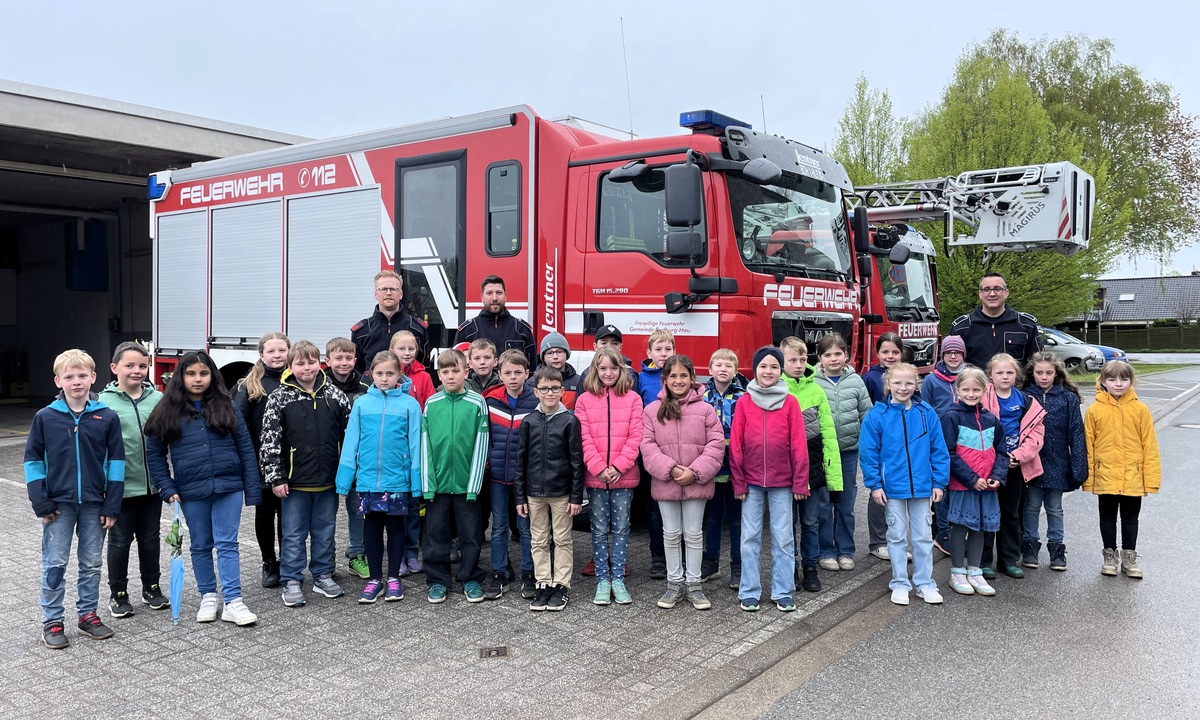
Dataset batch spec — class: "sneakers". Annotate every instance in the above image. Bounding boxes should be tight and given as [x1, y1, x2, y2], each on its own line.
[657, 582, 685, 609]
[197, 592, 222, 620]
[77, 611, 114, 640]
[546, 584, 568, 611]
[593, 579, 612, 606]
[582, 559, 596, 576]
[980, 566, 998, 581]
[949, 569, 974, 595]
[611, 578, 632, 605]
[890, 588, 910, 606]
[109, 591, 134, 618]
[221, 598, 257, 626]
[915, 586, 944, 605]
[484, 573, 509, 601]
[1001, 565, 1026, 579]
[43, 621, 69, 650]
[406, 556, 423, 575]
[427, 583, 448, 604]
[359, 579, 385, 604]
[775, 596, 796, 612]
[261, 560, 281, 588]
[686, 583, 712, 610]
[697, 566, 721, 583]
[1101, 548, 1120, 576]
[281, 581, 306, 607]
[348, 554, 370, 579]
[728, 568, 742, 590]
[967, 570, 996, 596]
[385, 577, 404, 601]
[801, 566, 822, 593]
[464, 581, 485, 602]
[1021, 541, 1041, 569]
[869, 546, 890, 560]
[1121, 549, 1144, 579]
[313, 576, 345, 598]
[739, 598, 760, 612]
[818, 557, 840, 571]
[142, 584, 168, 610]
[521, 575, 538, 599]
[530, 583, 552, 611]
[1048, 543, 1068, 571]
[649, 557, 667, 580]
[837, 556, 855, 571]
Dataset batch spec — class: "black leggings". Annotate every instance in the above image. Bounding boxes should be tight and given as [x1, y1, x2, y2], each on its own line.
[255, 491, 283, 563]
[365, 512, 406, 579]
[949, 524, 986, 569]
[1098, 495, 1142, 551]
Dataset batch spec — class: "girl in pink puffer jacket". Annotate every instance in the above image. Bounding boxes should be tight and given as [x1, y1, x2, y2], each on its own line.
[641, 355, 725, 611]
[576, 348, 644, 606]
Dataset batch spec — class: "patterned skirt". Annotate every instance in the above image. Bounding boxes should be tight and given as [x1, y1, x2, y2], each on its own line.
[357, 491, 410, 516]
[946, 489, 1000, 532]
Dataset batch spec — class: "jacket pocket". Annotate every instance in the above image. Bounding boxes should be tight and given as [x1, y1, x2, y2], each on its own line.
[1003, 331, 1028, 356]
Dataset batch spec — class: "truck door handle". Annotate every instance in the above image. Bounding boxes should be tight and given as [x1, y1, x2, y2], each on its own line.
[584, 311, 604, 335]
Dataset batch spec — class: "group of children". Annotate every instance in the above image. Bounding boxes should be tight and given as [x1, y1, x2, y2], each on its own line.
[26, 322, 1162, 648]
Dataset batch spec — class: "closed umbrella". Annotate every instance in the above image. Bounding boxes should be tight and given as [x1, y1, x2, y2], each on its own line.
[165, 502, 185, 625]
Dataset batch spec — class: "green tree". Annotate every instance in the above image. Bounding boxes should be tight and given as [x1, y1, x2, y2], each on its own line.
[831, 75, 906, 186]
[902, 55, 1103, 328]
[971, 31, 1200, 259]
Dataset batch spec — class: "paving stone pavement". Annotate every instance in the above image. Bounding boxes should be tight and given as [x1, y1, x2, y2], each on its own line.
[0, 432, 891, 720]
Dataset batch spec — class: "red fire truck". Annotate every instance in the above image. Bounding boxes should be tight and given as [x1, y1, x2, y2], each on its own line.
[148, 107, 872, 384]
[148, 105, 1093, 384]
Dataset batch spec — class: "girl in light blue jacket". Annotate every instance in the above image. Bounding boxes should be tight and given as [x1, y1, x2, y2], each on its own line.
[335, 351, 422, 604]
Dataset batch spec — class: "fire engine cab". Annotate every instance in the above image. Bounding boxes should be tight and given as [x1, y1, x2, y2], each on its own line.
[148, 107, 870, 383]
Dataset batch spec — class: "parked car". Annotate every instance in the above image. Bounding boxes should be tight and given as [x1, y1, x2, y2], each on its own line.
[1043, 326, 1127, 363]
[1038, 327, 1105, 371]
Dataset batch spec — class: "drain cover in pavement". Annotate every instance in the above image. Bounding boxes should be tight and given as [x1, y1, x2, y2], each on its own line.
[479, 646, 508, 659]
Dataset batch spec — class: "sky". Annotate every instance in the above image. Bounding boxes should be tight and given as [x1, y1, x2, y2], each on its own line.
[1, 0, 1195, 276]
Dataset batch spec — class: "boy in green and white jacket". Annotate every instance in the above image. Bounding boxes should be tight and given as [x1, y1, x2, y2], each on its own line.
[779, 337, 842, 594]
[98, 342, 165, 618]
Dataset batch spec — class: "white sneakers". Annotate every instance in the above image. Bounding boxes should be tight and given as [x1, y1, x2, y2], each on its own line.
[915, 586, 943, 605]
[221, 598, 258, 626]
[818, 558, 840, 571]
[196, 592, 220, 623]
[838, 556, 855, 571]
[870, 547, 891, 560]
[890, 588, 910, 605]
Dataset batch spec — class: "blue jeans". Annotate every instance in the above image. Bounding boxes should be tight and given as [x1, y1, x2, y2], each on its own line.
[40, 502, 105, 623]
[703, 480, 741, 572]
[885, 497, 936, 592]
[345, 489, 363, 556]
[739, 486, 796, 602]
[819, 450, 858, 558]
[1022, 485, 1065, 544]
[794, 489, 826, 568]
[490, 482, 532, 578]
[280, 488, 337, 584]
[933, 493, 951, 545]
[590, 487, 633, 580]
[180, 490, 245, 603]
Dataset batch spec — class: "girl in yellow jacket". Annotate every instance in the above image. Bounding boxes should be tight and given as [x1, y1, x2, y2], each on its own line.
[1084, 361, 1160, 579]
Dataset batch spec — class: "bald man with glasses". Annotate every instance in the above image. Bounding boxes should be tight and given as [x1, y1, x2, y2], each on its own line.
[948, 272, 1041, 369]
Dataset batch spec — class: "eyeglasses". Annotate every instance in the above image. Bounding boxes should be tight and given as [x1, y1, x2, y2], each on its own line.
[543, 349, 567, 356]
[943, 350, 964, 355]
[535, 386, 563, 394]
[375, 286, 402, 294]
[979, 287, 1008, 294]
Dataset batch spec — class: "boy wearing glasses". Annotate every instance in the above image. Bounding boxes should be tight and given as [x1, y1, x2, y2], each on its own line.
[351, 270, 428, 374]
[515, 367, 585, 612]
[948, 272, 1041, 369]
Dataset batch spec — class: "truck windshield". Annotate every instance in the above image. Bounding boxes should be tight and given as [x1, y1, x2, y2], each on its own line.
[879, 252, 936, 316]
[727, 173, 851, 279]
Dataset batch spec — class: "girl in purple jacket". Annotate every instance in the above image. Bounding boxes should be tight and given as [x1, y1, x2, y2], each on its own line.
[577, 348, 644, 606]
[641, 355, 724, 612]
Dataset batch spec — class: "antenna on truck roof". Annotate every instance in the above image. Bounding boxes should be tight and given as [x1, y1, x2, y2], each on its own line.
[620, 17, 635, 141]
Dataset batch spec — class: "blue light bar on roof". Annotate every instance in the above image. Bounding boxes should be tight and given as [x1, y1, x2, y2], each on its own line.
[680, 110, 751, 134]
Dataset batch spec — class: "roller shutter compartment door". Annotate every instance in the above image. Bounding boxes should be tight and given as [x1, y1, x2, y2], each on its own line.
[210, 201, 283, 341]
[156, 211, 207, 352]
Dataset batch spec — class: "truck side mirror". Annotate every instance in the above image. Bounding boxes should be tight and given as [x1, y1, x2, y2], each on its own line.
[665, 163, 703, 227]
[888, 243, 911, 264]
[857, 254, 873, 283]
[665, 231, 704, 261]
[852, 210, 870, 254]
[741, 158, 782, 185]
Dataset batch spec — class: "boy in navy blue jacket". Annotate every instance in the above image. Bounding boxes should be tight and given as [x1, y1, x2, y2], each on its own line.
[25, 349, 125, 649]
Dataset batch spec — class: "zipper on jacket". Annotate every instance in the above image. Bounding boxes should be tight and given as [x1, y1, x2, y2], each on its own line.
[901, 405, 914, 496]
[72, 409, 83, 504]
[761, 404, 768, 488]
[131, 394, 150, 494]
[605, 392, 612, 489]
[376, 393, 388, 492]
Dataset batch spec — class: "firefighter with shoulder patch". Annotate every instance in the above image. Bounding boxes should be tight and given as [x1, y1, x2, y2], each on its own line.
[454, 275, 536, 369]
[948, 272, 1041, 369]
[351, 270, 428, 374]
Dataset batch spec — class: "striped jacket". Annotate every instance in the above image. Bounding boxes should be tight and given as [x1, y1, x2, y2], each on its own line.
[420, 388, 489, 500]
